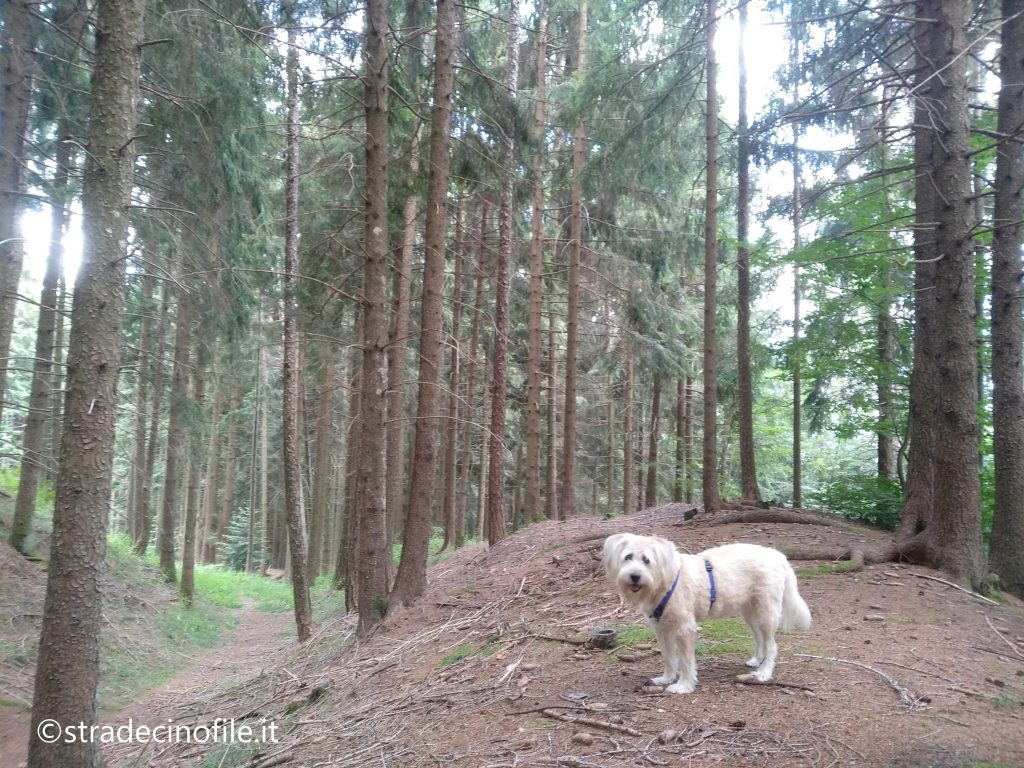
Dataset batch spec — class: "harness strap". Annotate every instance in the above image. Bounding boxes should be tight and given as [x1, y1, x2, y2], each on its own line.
[650, 569, 680, 621]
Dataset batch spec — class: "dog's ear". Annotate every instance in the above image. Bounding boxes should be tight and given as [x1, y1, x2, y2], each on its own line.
[653, 536, 679, 574]
[602, 534, 628, 577]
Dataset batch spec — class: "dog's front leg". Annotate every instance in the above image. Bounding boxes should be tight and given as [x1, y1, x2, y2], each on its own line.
[665, 630, 697, 694]
[650, 628, 679, 686]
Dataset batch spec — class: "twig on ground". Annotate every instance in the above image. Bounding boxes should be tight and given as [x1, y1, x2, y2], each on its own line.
[733, 678, 815, 692]
[985, 615, 1024, 659]
[912, 573, 999, 605]
[795, 653, 927, 710]
[539, 708, 644, 736]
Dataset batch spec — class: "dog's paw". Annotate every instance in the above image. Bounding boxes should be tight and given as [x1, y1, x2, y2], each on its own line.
[650, 675, 677, 686]
[736, 670, 773, 683]
[665, 680, 696, 694]
[744, 656, 760, 668]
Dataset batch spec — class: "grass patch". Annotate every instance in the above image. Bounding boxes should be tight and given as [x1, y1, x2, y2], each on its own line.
[697, 618, 753, 657]
[440, 643, 477, 667]
[193, 742, 265, 768]
[794, 561, 860, 579]
[192, 566, 293, 612]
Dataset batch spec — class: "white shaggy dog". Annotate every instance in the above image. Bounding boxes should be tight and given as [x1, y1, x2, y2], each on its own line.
[603, 533, 811, 694]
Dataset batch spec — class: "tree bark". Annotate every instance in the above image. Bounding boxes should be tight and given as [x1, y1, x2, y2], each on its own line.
[29, 0, 145, 763]
[701, 0, 721, 513]
[545, 302, 558, 520]
[623, 340, 635, 515]
[215, 381, 239, 562]
[282, 0, 315, 642]
[559, 0, 587, 520]
[181, 362, 207, 605]
[309, 352, 334, 578]
[441, 205, 464, 549]
[487, 4, 520, 545]
[903, 0, 983, 587]
[790, 27, 803, 510]
[136, 279, 168, 555]
[127, 271, 155, 546]
[355, 0, 391, 633]
[989, 0, 1024, 598]
[199, 377, 224, 564]
[391, 0, 456, 607]
[735, 0, 760, 502]
[644, 376, 661, 509]
[525, 3, 548, 527]
[674, 378, 685, 503]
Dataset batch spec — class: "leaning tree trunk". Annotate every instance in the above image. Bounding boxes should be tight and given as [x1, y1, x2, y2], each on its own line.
[355, 0, 391, 635]
[28, 0, 145, 765]
[282, 0, 314, 642]
[486, 1, 519, 545]
[391, 0, 456, 607]
[987, 0, 1024, 598]
[701, 0, 721, 513]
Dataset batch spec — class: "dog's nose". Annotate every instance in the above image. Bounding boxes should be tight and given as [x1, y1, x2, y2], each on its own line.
[629, 572, 641, 584]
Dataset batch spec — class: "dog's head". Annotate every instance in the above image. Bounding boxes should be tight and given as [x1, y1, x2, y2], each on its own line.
[603, 533, 678, 604]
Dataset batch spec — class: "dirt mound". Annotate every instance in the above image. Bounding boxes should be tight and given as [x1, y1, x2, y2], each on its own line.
[104, 507, 1024, 768]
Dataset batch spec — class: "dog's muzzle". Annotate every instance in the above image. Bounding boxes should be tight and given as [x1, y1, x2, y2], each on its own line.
[628, 572, 642, 592]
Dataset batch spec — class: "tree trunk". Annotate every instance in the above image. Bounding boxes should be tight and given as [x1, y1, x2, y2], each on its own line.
[487, 5, 520, 545]
[282, 0, 315, 642]
[674, 378, 685, 503]
[181, 362, 207, 605]
[735, 0, 760, 502]
[158, 290, 192, 583]
[644, 376, 661, 508]
[8, 140, 67, 553]
[457, 206, 488, 543]
[0, 0, 34, 429]
[607, 388, 615, 516]
[441, 205, 464, 549]
[199, 378, 224, 564]
[902, 0, 982, 586]
[127, 271, 155, 546]
[28, 0, 144, 763]
[136, 279, 168, 555]
[623, 340, 635, 515]
[701, 0, 721, 513]
[308, 353, 334, 578]
[685, 375, 694, 503]
[559, 0, 587, 520]
[989, 0, 1024, 598]
[546, 308, 558, 520]
[355, 0, 391, 634]
[215, 381, 239, 562]
[391, 0, 456, 607]
[790, 27, 803, 510]
[334, 305, 361, 596]
[525, 3, 548, 527]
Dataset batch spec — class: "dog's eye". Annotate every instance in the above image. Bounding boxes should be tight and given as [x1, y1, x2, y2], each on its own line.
[641, 555, 650, 565]
[624, 553, 633, 561]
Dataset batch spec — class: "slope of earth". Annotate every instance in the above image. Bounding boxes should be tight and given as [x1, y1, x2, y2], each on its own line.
[105, 505, 1024, 768]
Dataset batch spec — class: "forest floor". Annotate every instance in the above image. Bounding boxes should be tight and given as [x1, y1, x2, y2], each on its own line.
[3, 505, 1024, 767]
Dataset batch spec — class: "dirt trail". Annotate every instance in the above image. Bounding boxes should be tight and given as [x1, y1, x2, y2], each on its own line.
[102, 600, 297, 767]
[0, 600, 296, 768]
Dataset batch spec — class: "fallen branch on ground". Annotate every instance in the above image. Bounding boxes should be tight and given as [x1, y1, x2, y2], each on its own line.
[539, 708, 644, 736]
[795, 653, 927, 710]
[912, 573, 999, 606]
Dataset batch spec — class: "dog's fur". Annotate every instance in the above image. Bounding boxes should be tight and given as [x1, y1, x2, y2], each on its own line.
[603, 533, 811, 694]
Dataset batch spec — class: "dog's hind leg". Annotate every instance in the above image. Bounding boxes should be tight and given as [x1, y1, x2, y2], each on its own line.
[665, 631, 697, 693]
[747, 614, 779, 682]
[743, 614, 765, 669]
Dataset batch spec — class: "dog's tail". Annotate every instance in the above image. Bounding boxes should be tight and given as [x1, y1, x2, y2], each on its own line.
[780, 566, 812, 632]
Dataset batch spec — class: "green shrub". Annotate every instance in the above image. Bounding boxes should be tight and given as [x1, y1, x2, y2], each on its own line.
[809, 474, 903, 530]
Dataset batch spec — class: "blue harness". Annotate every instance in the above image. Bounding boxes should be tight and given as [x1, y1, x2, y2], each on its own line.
[650, 560, 717, 621]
